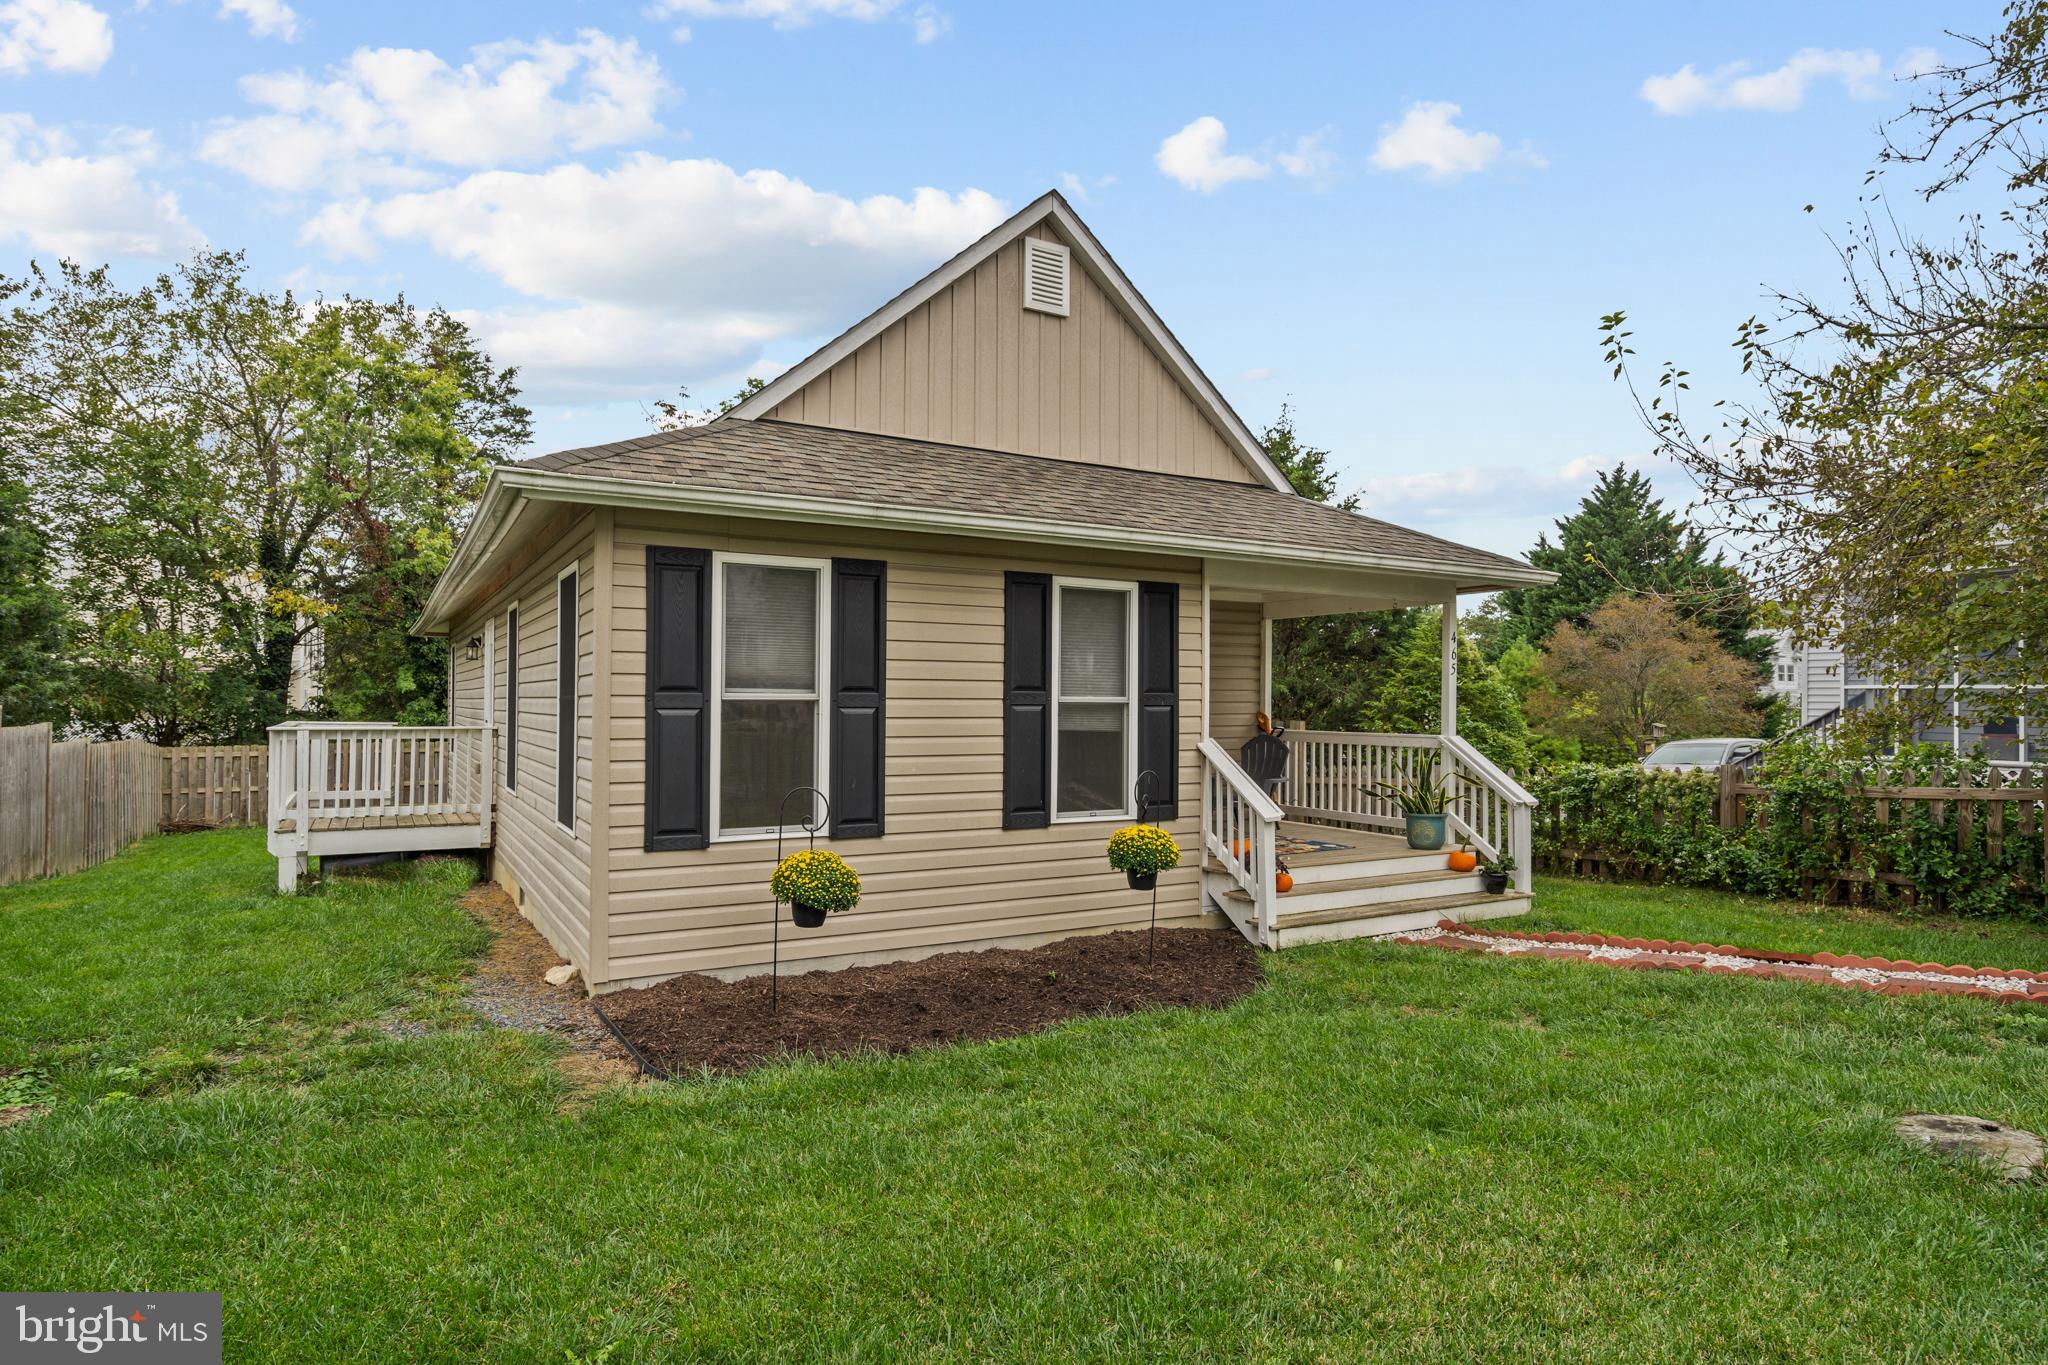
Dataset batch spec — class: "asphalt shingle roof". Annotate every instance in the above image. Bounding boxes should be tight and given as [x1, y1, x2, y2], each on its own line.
[518, 419, 1541, 585]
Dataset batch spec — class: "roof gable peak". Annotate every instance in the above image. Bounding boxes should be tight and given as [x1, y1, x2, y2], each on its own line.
[728, 189, 1292, 494]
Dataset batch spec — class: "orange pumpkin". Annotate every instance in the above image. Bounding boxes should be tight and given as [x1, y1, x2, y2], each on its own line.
[1275, 870, 1295, 894]
[1447, 849, 1478, 873]
[1232, 838, 1252, 860]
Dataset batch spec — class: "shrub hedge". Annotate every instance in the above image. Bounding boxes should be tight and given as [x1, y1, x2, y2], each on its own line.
[1527, 741, 2046, 919]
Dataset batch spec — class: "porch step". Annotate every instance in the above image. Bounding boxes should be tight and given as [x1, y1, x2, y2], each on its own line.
[1203, 864, 1531, 950]
[1272, 889, 1528, 931]
[1208, 865, 1481, 914]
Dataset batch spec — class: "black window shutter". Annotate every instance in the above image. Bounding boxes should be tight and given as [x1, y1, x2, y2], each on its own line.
[645, 547, 710, 851]
[1136, 581, 1180, 821]
[1002, 572, 1052, 829]
[830, 558, 886, 839]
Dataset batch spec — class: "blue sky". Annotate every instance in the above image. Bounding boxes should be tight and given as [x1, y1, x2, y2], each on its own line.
[0, 0, 1993, 560]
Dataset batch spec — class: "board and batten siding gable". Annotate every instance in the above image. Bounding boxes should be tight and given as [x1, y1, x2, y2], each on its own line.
[762, 224, 1260, 485]
[449, 514, 600, 975]
[602, 508, 1210, 986]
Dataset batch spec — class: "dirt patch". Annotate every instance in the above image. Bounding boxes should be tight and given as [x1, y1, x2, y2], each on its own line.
[0, 1105, 46, 1128]
[455, 881, 637, 1087]
[596, 927, 1263, 1079]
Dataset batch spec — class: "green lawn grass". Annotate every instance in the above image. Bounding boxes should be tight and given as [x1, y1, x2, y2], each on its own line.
[6, 832, 2048, 1361]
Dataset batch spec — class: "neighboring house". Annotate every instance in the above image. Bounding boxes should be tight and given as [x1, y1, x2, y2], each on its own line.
[1768, 630, 2042, 764]
[264, 190, 1554, 992]
[287, 624, 324, 712]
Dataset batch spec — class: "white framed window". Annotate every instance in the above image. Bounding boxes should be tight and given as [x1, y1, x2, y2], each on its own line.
[1051, 577, 1137, 822]
[710, 552, 831, 840]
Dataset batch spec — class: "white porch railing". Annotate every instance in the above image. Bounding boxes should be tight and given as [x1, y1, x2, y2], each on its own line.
[1278, 729, 1534, 893]
[1441, 734, 1535, 893]
[267, 722, 494, 842]
[1199, 738, 1284, 947]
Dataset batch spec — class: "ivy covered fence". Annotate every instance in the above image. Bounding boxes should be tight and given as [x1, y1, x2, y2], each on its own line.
[1526, 741, 2048, 919]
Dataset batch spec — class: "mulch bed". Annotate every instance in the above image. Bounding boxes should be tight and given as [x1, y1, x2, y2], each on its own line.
[594, 927, 1263, 1078]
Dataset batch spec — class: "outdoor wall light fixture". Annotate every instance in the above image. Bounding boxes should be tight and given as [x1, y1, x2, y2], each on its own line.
[464, 636, 483, 662]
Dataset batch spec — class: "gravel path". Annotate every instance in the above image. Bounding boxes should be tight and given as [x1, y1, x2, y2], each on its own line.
[1397, 922, 2048, 1005]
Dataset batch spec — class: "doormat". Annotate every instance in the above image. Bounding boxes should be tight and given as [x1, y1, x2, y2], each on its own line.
[1277, 836, 1351, 857]
[1395, 921, 2048, 1006]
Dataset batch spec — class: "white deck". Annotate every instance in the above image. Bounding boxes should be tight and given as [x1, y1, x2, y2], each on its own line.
[267, 723, 494, 891]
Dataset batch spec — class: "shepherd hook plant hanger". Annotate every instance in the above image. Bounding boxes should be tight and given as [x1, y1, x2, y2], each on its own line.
[770, 786, 830, 1014]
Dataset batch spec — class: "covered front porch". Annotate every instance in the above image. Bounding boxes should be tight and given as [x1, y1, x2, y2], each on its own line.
[1195, 557, 1536, 949]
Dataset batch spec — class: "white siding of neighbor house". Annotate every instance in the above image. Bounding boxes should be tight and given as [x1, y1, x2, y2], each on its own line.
[448, 514, 600, 974]
[600, 507, 1213, 988]
[763, 223, 1261, 485]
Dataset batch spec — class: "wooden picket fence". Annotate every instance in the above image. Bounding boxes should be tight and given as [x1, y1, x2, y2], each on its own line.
[1524, 760, 2048, 911]
[0, 724, 161, 888]
[160, 745, 266, 829]
[1717, 763, 2048, 907]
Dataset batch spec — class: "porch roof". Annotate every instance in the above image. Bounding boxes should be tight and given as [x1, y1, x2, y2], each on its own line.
[420, 419, 1549, 632]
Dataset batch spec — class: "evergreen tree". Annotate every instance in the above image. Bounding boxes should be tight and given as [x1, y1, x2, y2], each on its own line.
[0, 473, 71, 727]
[1494, 467, 1767, 671]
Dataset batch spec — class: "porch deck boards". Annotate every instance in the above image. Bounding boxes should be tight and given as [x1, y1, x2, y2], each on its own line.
[273, 812, 482, 836]
[1275, 819, 1414, 867]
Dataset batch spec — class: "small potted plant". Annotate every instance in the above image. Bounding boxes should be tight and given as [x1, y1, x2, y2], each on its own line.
[1480, 854, 1514, 895]
[770, 848, 861, 927]
[1372, 752, 1455, 851]
[1107, 824, 1181, 891]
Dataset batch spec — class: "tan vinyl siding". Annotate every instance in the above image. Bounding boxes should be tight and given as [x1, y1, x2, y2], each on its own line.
[449, 624, 486, 727]
[452, 515, 599, 973]
[602, 509, 1212, 986]
[764, 225, 1259, 485]
[1209, 601, 1264, 758]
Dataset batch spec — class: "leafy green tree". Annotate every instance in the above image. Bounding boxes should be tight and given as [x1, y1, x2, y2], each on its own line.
[1369, 610, 1533, 771]
[1492, 467, 1766, 671]
[1262, 401, 1357, 509]
[0, 473, 72, 727]
[1530, 595, 1764, 761]
[1602, 3, 2048, 739]
[0, 253, 530, 741]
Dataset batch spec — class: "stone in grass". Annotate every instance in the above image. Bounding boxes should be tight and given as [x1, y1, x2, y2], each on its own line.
[543, 964, 580, 988]
[1895, 1113, 2045, 1183]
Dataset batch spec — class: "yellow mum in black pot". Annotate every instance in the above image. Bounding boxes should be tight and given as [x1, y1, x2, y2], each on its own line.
[771, 849, 861, 928]
[1106, 825, 1181, 892]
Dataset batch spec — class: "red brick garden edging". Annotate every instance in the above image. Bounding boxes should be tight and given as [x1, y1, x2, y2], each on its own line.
[1394, 921, 2048, 1005]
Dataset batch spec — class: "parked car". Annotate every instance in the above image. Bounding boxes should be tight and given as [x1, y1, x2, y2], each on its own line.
[1640, 738, 1763, 773]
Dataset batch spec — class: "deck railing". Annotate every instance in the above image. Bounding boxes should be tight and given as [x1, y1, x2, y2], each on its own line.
[1277, 729, 1534, 893]
[267, 723, 494, 839]
[1199, 738, 1284, 946]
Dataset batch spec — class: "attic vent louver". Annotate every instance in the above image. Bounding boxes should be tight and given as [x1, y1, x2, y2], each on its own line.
[1022, 236, 1071, 317]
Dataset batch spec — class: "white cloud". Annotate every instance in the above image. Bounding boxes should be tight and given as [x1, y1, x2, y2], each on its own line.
[0, 116, 202, 258]
[0, 0, 112, 75]
[1368, 102, 1508, 180]
[218, 0, 298, 41]
[1275, 129, 1337, 182]
[647, 0, 949, 41]
[1156, 116, 1269, 192]
[1640, 48, 1886, 115]
[1240, 367, 1274, 382]
[198, 30, 669, 192]
[1360, 453, 1677, 519]
[317, 157, 1004, 400]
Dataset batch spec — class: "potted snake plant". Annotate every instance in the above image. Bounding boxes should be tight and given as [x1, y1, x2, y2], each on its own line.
[1480, 854, 1514, 895]
[1371, 751, 1456, 851]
